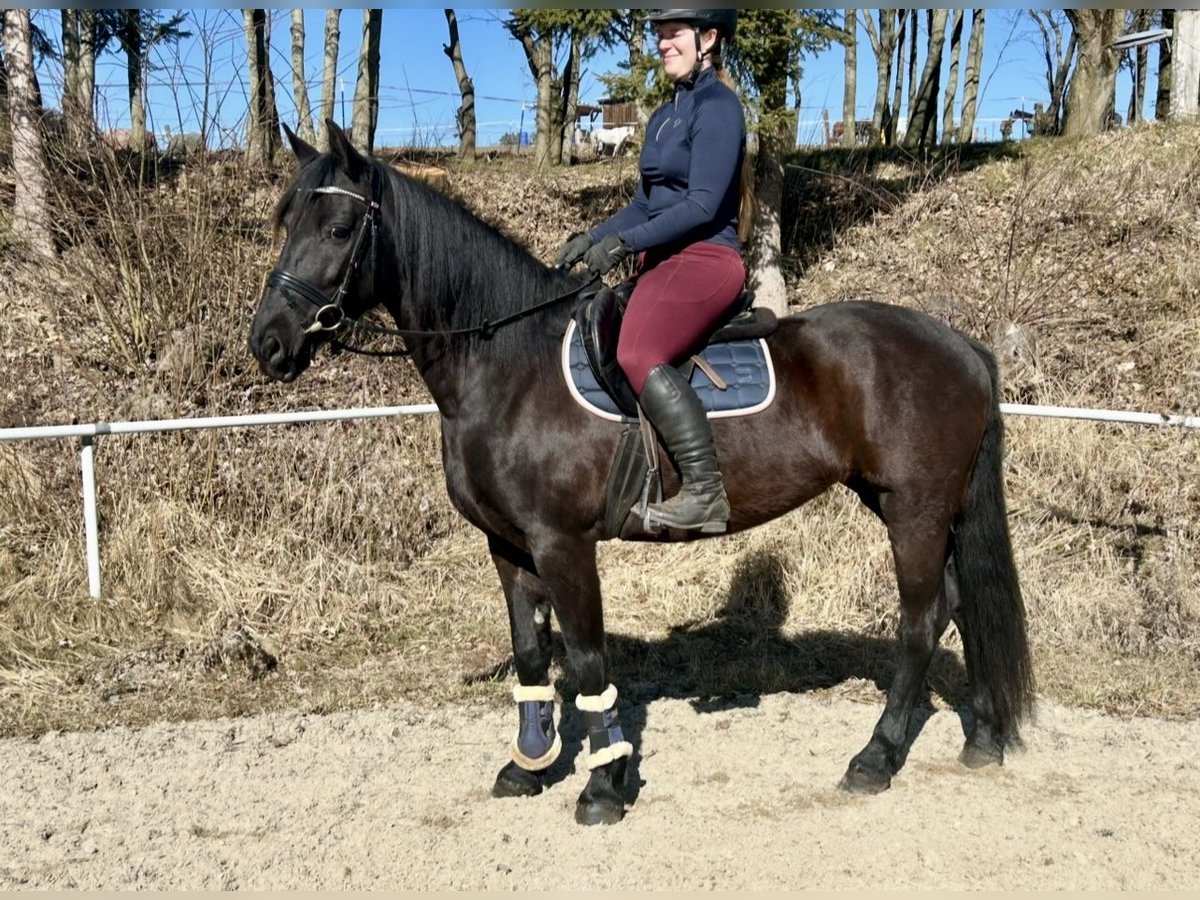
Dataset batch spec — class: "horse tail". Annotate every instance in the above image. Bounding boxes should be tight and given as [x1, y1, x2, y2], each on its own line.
[954, 340, 1035, 743]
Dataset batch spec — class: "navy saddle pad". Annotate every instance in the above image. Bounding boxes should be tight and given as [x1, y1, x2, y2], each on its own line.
[561, 320, 777, 423]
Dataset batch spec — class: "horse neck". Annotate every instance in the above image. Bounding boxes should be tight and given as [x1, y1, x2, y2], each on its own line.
[378, 170, 582, 409]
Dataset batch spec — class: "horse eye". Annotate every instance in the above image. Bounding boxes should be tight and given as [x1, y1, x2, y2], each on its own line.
[330, 224, 352, 241]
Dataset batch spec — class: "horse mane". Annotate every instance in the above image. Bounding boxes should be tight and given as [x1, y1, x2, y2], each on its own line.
[379, 159, 588, 367]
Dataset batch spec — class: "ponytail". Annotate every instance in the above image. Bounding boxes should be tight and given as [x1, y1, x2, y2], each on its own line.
[713, 55, 756, 245]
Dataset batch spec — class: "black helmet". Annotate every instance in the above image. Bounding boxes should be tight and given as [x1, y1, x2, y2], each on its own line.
[646, 9, 736, 40]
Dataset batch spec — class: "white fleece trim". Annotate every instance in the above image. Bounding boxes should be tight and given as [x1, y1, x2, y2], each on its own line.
[575, 684, 619, 713]
[512, 684, 556, 703]
[586, 740, 633, 770]
[510, 731, 563, 772]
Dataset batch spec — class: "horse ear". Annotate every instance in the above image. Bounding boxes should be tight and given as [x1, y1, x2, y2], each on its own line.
[326, 118, 367, 181]
[282, 122, 319, 166]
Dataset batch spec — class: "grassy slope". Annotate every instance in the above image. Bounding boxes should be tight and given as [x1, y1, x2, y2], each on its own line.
[0, 125, 1197, 736]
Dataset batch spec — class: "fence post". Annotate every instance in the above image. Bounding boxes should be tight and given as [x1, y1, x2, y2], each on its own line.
[80, 436, 101, 599]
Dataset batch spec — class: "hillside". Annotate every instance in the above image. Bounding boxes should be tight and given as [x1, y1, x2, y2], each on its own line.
[0, 123, 1197, 736]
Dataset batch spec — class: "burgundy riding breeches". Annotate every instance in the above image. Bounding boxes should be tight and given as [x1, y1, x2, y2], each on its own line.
[616, 241, 747, 394]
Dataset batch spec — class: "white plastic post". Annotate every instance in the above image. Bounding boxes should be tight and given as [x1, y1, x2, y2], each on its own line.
[80, 437, 101, 599]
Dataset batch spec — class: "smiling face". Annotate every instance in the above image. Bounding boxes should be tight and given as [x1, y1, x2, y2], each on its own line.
[654, 20, 719, 82]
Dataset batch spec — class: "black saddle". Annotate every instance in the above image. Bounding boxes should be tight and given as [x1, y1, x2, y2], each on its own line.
[575, 281, 778, 419]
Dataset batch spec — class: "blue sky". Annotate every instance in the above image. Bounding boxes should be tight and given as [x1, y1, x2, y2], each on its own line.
[30, 8, 1159, 148]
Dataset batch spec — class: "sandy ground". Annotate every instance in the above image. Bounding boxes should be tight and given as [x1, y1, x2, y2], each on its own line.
[1, 690, 1198, 890]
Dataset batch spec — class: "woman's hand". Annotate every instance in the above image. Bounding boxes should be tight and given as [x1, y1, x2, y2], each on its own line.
[554, 232, 594, 269]
[583, 233, 632, 276]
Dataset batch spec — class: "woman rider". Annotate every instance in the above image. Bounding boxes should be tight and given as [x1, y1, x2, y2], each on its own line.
[556, 9, 749, 535]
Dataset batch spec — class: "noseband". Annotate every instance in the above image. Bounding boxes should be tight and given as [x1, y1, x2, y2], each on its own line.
[265, 167, 382, 336]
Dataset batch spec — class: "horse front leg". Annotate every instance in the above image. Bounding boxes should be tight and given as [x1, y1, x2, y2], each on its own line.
[488, 535, 559, 800]
[533, 533, 631, 826]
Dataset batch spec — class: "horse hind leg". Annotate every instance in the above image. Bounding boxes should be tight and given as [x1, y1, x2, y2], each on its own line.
[840, 514, 954, 794]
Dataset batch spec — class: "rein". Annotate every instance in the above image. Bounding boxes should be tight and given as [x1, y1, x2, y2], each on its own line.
[266, 167, 597, 357]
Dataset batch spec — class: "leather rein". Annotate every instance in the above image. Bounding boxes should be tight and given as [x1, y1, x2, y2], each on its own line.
[265, 169, 594, 357]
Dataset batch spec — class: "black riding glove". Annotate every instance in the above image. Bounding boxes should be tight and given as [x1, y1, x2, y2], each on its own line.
[555, 232, 594, 269]
[583, 233, 632, 276]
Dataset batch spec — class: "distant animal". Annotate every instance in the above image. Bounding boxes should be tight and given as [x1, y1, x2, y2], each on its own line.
[250, 121, 1033, 828]
[592, 125, 635, 157]
[101, 128, 157, 152]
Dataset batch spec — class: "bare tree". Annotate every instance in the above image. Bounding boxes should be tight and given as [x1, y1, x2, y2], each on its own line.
[442, 10, 476, 157]
[244, 9, 279, 163]
[1029, 10, 1076, 136]
[903, 8, 949, 147]
[841, 9, 857, 147]
[61, 9, 97, 146]
[290, 10, 315, 142]
[890, 10, 909, 144]
[319, 9, 340, 149]
[958, 10, 986, 143]
[863, 10, 902, 143]
[350, 9, 381, 153]
[506, 17, 554, 168]
[3, 9, 52, 258]
[941, 9, 965, 144]
[1061, 10, 1125, 137]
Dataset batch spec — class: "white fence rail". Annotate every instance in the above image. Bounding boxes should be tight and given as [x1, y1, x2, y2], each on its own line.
[0, 402, 1196, 599]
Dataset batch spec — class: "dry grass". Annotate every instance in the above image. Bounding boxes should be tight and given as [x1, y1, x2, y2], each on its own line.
[0, 123, 1198, 737]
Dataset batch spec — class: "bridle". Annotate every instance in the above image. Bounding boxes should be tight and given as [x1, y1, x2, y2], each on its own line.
[264, 164, 595, 357]
[265, 166, 383, 338]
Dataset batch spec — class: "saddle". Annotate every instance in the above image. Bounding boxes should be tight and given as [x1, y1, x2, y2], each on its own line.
[570, 282, 779, 539]
[574, 281, 778, 419]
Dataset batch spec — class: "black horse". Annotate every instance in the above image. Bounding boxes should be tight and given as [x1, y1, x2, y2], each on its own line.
[250, 123, 1033, 826]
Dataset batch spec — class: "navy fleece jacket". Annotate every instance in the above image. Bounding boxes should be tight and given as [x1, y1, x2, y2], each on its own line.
[588, 66, 745, 254]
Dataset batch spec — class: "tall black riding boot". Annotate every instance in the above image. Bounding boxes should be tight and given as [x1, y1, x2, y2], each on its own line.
[637, 364, 730, 534]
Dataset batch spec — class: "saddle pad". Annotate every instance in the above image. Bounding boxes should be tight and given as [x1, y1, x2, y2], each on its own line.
[561, 320, 777, 423]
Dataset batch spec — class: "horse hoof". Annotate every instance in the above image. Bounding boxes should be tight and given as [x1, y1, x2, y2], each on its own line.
[959, 741, 1004, 770]
[492, 762, 544, 799]
[574, 798, 625, 826]
[838, 763, 891, 795]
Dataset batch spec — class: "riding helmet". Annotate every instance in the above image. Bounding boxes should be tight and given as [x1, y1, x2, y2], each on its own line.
[646, 9, 737, 40]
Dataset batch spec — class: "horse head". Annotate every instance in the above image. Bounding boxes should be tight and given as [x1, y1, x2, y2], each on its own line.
[249, 120, 384, 382]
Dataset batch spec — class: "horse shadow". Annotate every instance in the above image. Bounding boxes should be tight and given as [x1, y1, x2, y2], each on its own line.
[466, 548, 972, 803]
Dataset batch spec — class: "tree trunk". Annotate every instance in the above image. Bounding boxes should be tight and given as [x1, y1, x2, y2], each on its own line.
[747, 23, 795, 318]
[319, 9, 340, 148]
[841, 9, 857, 147]
[864, 10, 897, 143]
[121, 11, 146, 145]
[906, 10, 919, 121]
[1170, 10, 1200, 120]
[442, 9, 476, 158]
[890, 10, 908, 144]
[516, 29, 554, 169]
[1155, 10, 1173, 120]
[903, 8, 948, 148]
[62, 10, 96, 146]
[350, 9, 382, 153]
[1062, 10, 1124, 137]
[244, 9, 277, 163]
[558, 29, 582, 164]
[3, 9, 52, 258]
[942, 9, 965, 143]
[290, 9, 315, 142]
[958, 10, 985, 143]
